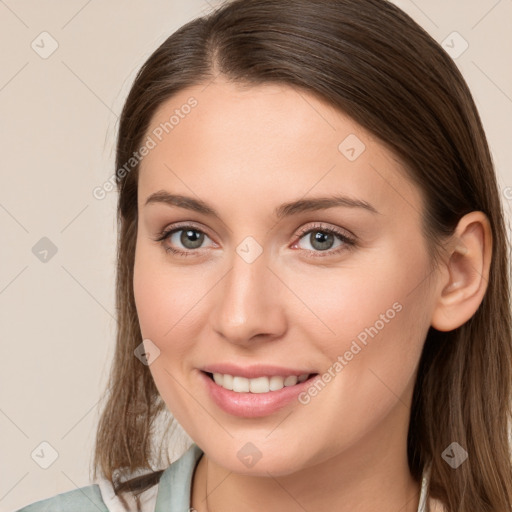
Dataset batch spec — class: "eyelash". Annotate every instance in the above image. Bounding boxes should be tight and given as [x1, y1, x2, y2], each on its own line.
[153, 222, 357, 258]
[293, 223, 356, 257]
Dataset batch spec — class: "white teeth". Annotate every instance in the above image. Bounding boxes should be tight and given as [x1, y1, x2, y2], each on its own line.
[211, 373, 310, 393]
[269, 375, 284, 391]
[284, 375, 298, 386]
[249, 376, 269, 393]
[222, 374, 234, 390]
[233, 376, 250, 392]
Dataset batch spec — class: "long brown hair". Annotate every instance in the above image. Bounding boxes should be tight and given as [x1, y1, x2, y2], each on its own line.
[92, 1, 512, 510]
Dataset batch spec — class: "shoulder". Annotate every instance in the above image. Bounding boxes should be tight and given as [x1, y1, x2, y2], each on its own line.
[14, 484, 108, 512]
[14, 443, 204, 512]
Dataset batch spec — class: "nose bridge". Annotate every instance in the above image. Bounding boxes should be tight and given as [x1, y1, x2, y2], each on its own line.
[211, 241, 285, 343]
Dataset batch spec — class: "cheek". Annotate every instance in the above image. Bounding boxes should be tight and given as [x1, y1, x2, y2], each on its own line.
[295, 241, 432, 382]
[133, 244, 210, 358]
[291, 254, 431, 443]
[132, 245, 207, 416]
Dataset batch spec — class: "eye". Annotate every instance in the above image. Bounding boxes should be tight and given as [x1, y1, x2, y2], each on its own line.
[153, 222, 356, 258]
[153, 224, 215, 257]
[293, 223, 356, 257]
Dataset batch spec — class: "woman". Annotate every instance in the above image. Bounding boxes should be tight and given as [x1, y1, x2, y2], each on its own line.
[16, 0, 512, 511]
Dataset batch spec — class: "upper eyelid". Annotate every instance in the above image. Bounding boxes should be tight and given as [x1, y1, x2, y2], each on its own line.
[295, 223, 355, 239]
[160, 221, 213, 238]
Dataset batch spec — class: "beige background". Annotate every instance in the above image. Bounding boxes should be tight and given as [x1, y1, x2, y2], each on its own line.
[1, 1, 511, 510]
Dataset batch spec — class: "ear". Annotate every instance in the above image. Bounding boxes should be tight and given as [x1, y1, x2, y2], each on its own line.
[430, 211, 492, 332]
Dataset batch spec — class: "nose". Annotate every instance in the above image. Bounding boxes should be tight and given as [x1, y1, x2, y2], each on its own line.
[209, 246, 287, 345]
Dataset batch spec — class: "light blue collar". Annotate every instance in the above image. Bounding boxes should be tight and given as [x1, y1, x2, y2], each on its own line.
[154, 443, 204, 512]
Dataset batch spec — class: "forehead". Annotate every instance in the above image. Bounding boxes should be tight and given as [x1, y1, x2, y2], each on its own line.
[137, 78, 423, 222]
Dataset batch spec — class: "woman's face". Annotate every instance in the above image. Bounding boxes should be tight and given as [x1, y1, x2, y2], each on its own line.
[133, 78, 440, 476]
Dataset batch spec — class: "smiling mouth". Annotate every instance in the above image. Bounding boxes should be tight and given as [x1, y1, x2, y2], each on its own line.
[204, 371, 319, 394]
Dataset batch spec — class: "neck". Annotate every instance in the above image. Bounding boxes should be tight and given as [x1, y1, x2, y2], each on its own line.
[190, 401, 422, 512]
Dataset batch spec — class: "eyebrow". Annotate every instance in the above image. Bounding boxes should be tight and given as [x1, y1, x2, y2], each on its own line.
[144, 190, 379, 219]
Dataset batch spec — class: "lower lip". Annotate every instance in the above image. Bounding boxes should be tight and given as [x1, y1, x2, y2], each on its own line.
[199, 370, 319, 418]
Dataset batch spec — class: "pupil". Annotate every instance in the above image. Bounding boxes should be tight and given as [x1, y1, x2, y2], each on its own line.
[311, 231, 333, 251]
[181, 229, 204, 249]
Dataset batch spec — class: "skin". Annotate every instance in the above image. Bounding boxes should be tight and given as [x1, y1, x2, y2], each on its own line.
[133, 78, 491, 512]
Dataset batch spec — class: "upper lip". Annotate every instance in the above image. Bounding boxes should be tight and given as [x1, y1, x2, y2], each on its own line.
[201, 363, 316, 379]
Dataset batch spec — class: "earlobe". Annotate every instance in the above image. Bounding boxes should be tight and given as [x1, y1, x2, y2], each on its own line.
[430, 211, 492, 332]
